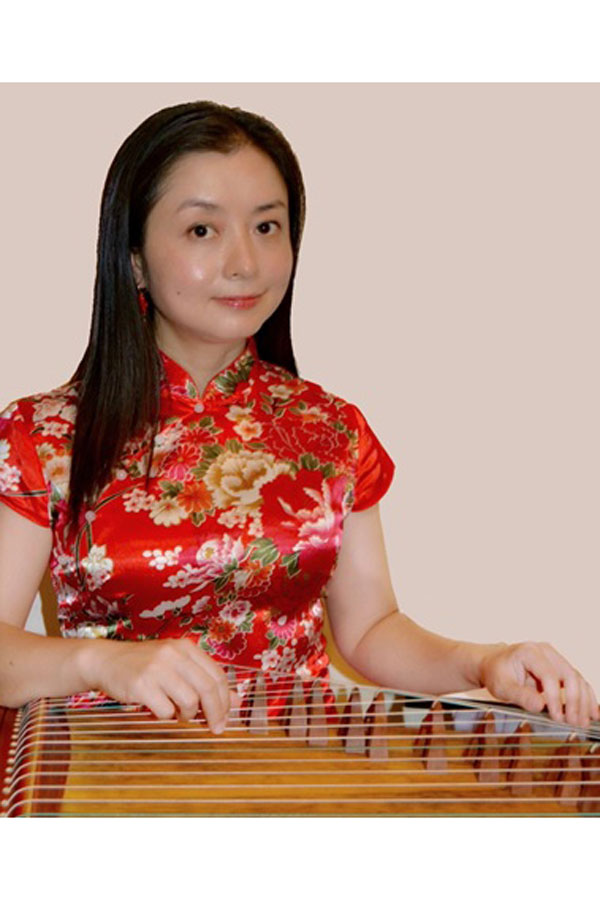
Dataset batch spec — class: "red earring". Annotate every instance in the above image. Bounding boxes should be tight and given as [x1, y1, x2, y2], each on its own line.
[137, 289, 149, 316]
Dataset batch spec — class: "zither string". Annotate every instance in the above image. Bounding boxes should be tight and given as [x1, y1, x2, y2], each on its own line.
[4, 666, 598, 815]
[4, 701, 597, 814]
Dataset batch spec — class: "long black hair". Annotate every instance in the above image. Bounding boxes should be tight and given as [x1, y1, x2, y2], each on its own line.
[67, 100, 306, 530]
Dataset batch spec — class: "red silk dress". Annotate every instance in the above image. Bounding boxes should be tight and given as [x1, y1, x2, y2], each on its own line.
[0, 338, 395, 717]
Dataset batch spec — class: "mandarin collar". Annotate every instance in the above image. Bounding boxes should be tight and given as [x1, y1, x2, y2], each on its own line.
[159, 336, 259, 411]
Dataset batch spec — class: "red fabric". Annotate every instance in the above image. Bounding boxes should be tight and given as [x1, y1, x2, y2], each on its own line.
[0, 338, 395, 707]
[0, 404, 50, 526]
[349, 403, 396, 512]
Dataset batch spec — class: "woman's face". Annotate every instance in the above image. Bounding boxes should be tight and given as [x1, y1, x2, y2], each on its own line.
[131, 145, 294, 351]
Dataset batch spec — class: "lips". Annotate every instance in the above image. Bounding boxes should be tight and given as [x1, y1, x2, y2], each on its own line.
[215, 294, 261, 308]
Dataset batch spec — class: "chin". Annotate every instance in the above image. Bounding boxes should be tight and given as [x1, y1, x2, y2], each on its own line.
[191, 322, 258, 346]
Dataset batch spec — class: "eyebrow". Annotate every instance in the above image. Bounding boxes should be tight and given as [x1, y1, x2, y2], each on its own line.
[176, 198, 288, 214]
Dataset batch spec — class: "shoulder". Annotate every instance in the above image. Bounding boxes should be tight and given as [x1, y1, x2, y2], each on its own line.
[1, 382, 80, 447]
[254, 359, 361, 428]
[2, 382, 79, 420]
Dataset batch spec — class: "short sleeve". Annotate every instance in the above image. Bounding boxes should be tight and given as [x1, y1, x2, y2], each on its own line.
[0, 401, 51, 527]
[349, 404, 396, 512]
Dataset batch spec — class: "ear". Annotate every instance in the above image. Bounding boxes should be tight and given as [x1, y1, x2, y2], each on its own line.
[130, 250, 146, 289]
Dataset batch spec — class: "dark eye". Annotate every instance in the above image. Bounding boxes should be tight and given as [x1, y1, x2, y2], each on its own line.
[257, 220, 280, 235]
[191, 224, 212, 238]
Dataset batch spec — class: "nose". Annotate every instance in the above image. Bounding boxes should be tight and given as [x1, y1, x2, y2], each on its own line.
[223, 229, 259, 280]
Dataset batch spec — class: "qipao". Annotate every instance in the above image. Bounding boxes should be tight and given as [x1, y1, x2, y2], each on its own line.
[0, 337, 395, 709]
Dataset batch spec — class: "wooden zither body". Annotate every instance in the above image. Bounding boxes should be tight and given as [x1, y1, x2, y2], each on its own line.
[2, 667, 600, 816]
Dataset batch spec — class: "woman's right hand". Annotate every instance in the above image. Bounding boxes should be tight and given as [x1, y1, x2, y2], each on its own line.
[79, 637, 234, 733]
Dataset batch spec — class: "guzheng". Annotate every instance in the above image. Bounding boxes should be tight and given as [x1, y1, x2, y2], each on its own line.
[2, 665, 599, 816]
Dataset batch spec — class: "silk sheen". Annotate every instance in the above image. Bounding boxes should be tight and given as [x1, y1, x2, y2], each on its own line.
[0, 338, 395, 712]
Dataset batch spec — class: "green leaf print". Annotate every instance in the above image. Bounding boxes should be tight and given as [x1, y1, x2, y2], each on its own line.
[187, 416, 219, 433]
[190, 511, 208, 527]
[202, 444, 225, 461]
[159, 480, 182, 499]
[238, 611, 254, 633]
[320, 462, 336, 478]
[249, 537, 280, 567]
[213, 559, 241, 592]
[299, 453, 319, 471]
[197, 633, 211, 650]
[193, 443, 224, 477]
[281, 552, 300, 578]
[214, 356, 254, 395]
[225, 438, 244, 454]
[214, 574, 231, 592]
[198, 416, 220, 431]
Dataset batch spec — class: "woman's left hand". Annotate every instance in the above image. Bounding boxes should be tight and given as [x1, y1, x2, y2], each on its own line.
[479, 641, 599, 728]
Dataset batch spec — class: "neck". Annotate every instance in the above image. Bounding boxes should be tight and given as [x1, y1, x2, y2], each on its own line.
[156, 329, 248, 397]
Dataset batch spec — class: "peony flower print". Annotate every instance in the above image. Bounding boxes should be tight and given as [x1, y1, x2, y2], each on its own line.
[0, 334, 394, 707]
[278, 481, 339, 553]
[205, 447, 291, 513]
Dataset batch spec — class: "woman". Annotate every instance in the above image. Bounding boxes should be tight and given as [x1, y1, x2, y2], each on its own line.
[0, 100, 596, 734]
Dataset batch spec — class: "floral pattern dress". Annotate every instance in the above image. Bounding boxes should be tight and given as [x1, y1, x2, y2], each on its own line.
[0, 337, 395, 716]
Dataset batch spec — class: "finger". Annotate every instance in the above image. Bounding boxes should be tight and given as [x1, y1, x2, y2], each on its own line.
[561, 671, 584, 728]
[125, 667, 178, 720]
[579, 675, 597, 728]
[181, 641, 230, 722]
[517, 647, 564, 721]
[579, 678, 599, 722]
[171, 657, 229, 733]
[215, 671, 231, 721]
[584, 680, 599, 726]
[201, 677, 229, 734]
[521, 643, 600, 728]
[533, 645, 579, 724]
[141, 687, 177, 721]
[511, 683, 546, 716]
[538, 672, 566, 722]
[160, 672, 201, 722]
[535, 645, 591, 727]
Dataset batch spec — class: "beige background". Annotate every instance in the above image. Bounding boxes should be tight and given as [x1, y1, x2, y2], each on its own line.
[1, 84, 598, 689]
